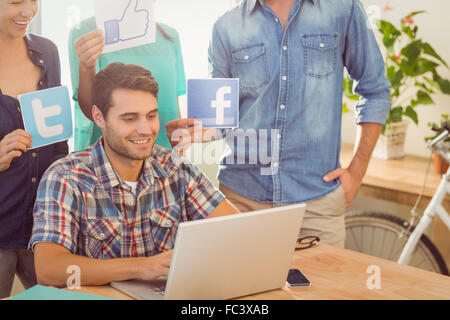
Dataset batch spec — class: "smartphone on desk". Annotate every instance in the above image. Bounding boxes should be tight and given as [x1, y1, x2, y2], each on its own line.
[286, 268, 311, 287]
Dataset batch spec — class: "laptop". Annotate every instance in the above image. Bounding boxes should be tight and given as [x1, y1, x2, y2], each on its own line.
[111, 203, 305, 300]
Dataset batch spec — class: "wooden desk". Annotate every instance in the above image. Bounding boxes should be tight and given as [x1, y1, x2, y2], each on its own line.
[73, 244, 450, 300]
[340, 143, 450, 268]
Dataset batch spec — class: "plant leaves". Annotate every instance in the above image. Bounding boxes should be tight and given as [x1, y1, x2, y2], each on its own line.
[404, 106, 419, 125]
[414, 80, 434, 93]
[343, 77, 359, 101]
[387, 66, 404, 89]
[407, 10, 427, 17]
[411, 58, 439, 76]
[377, 20, 401, 52]
[342, 103, 350, 114]
[432, 71, 450, 94]
[377, 19, 401, 36]
[401, 40, 422, 63]
[423, 42, 448, 68]
[389, 106, 403, 122]
[416, 90, 434, 105]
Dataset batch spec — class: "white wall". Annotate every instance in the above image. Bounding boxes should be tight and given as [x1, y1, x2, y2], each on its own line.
[39, 0, 235, 122]
[343, 0, 450, 157]
[37, 1, 450, 160]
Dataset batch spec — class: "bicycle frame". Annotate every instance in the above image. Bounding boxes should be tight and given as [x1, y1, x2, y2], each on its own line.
[398, 167, 450, 265]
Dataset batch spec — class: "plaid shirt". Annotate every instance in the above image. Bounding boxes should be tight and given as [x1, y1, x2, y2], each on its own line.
[29, 139, 225, 259]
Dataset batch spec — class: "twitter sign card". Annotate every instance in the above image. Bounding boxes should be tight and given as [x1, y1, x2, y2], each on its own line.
[187, 79, 239, 128]
[19, 86, 73, 149]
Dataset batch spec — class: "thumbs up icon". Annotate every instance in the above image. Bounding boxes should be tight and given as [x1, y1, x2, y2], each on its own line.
[104, 0, 149, 45]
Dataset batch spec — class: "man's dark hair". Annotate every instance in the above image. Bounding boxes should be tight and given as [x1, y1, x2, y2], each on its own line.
[92, 63, 159, 118]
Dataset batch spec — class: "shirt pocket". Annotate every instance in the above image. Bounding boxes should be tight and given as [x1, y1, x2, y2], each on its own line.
[231, 44, 270, 90]
[302, 34, 338, 79]
[86, 218, 122, 259]
[149, 205, 180, 253]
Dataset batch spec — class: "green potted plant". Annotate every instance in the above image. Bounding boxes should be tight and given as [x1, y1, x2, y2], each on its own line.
[343, 11, 450, 159]
[425, 114, 450, 174]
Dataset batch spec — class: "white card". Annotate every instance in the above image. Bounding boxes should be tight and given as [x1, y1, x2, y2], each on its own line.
[94, 0, 156, 54]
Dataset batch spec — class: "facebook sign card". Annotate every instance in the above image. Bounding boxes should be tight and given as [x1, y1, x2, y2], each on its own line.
[19, 86, 73, 149]
[187, 79, 239, 128]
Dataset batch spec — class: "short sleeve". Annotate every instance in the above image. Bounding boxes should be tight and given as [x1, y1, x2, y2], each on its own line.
[68, 17, 98, 101]
[173, 31, 187, 96]
[68, 25, 81, 102]
[29, 169, 80, 254]
[182, 161, 225, 221]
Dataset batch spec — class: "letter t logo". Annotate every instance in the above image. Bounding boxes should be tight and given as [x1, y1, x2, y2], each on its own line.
[31, 98, 64, 138]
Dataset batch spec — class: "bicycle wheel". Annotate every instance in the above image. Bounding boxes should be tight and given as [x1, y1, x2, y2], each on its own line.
[345, 211, 449, 275]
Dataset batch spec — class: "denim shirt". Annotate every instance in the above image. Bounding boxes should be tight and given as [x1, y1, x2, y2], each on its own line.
[208, 0, 391, 204]
[0, 34, 68, 248]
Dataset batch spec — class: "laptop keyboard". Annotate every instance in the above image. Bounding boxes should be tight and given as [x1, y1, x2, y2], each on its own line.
[151, 283, 166, 295]
[148, 279, 167, 296]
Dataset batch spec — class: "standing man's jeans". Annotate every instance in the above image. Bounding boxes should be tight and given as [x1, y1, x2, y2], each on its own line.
[219, 184, 346, 248]
[0, 249, 37, 298]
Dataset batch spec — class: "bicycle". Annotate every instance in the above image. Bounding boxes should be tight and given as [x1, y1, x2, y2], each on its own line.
[345, 127, 450, 276]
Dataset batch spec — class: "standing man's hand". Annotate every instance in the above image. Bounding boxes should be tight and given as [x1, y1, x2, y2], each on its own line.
[323, 166, 363, 207]
[323, 123, 383, 207]
[0, 130, 32, 172]
[74, 29, 105, 71]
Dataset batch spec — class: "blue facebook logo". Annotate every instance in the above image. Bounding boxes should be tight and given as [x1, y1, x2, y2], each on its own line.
[19, 86, 73, 149]
[187, 79, 239, 128]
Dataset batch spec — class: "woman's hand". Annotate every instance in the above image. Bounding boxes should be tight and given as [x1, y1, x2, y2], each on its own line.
[74, 29, 105, 71]
[0, 130, 32, 172]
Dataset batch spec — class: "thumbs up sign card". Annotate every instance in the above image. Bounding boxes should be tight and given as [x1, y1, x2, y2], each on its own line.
[95, 0, 156, 53]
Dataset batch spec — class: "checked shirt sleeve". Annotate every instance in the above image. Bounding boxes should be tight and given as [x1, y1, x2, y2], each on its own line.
[28, 169, 81, 254]
[182, 162, 225, 221]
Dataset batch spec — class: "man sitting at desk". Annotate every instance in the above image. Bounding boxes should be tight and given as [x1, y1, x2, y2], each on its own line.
[29, 63, 239, 287]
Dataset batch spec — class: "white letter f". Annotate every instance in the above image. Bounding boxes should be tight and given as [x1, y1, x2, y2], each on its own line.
[211, 86, 231, 125]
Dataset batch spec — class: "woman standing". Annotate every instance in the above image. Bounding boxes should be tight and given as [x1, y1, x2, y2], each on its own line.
[69, 14, 186, 151]
[0, 0, 68, 298]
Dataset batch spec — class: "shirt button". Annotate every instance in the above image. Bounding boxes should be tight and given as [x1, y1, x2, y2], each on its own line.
[280, 105, 286, 110]
[277, 133, 282, 139]
[244, 55, 249, 60]
[32, 152, 37, 158]
[282, 76, 287, 81]
[31, 178, 37, 183]
[273, 163, 279, 168]
[275, 18, 279, 22]
[320, 43, 325, 48]
[39, 59, 44, 64]
[99, 233, 106, 240]
[283, 45, 288, 51]
[166, 220, 173, 227]
[128, 200, 134, 206]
